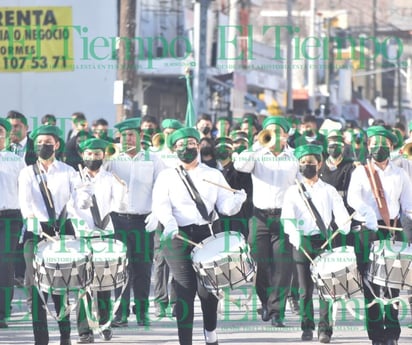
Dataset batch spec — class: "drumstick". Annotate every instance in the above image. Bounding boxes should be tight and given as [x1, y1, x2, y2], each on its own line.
[41, 231, 57, 242]
[377, 224, 403, 231]
[320, 212, 356, 249]
[367, 159, 383, 209]
[176, 234, 203, 248]
[299, 246, 315, 265]
[38, 161, 54, 209]
[203, 179, 237, 193]
[112, 172, 126, 186]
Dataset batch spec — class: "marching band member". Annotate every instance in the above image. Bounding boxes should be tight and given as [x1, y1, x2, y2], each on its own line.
[233, 116, 298, 327]
[0, 118, 25, 328]
[70, 138, 127, 343]
[152, 127, 246, 345]
[18, 125, 77, 345]
[347, 126, 412, 345]
[282, 144, 350, 343]
[105, 117, 165, 327]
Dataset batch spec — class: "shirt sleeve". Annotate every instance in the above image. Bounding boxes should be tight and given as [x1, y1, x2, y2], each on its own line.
[329, 185, 351, 234]
[347, 165, 374, 220]
[214, 170, 243, 216]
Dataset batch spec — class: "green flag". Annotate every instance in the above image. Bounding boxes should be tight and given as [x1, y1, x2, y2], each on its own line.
[185, 71, 196, 127]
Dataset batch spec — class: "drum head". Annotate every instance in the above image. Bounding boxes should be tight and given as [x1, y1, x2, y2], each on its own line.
[191, 232, 245, 265]
[89, 239, 127, 262]
[312, 246, 357, 278]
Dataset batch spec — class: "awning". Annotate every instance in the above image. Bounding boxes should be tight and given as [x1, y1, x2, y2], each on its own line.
[355, 98, 378, 121]
[293, 89, 309, 100]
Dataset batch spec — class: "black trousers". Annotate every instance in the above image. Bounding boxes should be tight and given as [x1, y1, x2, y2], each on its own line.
[353, 221, 403, 342]
[163, 224, 218, 345]
[111, 212, 154, 320]
[0, 210, 22, 321]
[248, 209, 293, 319]
[293, 235, 332, 336]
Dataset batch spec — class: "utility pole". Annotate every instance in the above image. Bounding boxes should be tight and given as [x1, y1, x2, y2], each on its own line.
[307, 0, 317, 112]
[370, 0, 377, 101]
[116, 0, 138, 122]
[193, 0, 211, 118]
[286, 0, 293, 111]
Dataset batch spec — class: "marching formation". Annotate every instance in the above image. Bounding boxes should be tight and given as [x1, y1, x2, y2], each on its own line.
[1, 110, 412, 345]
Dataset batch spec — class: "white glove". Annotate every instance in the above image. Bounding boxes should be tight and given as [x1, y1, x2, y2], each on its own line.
[77, 192, 93, 209]
[234, 189, 247, 204]
[364, 212, 378, 232]
[145, 213, 160, 232]
[160, 224, 178, 243]
[288, 232, 301, 250]
[76, 182, 94, 196]
[26, 217, 41, 235]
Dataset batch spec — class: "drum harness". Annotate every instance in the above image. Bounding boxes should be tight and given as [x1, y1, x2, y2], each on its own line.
[176, 165, 256, 312]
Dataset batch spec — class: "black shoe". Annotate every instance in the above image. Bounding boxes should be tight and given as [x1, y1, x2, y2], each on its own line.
[318, 332, 331, 343]
[77, 333, 94, 344]
[206, 342, 219, 345]
[261, 305, 270, 322]
[60, 339, 72, 345]
[302, 330, 313, 341]
[111, 316, 128, 328]
[137, 313, 151, 327]
[271, 316, 285, 327]
[386, 340, 398, 345]
[102, 328, 113, 341]
[0, 320, 8, 328]
[372, 341, 385, 345]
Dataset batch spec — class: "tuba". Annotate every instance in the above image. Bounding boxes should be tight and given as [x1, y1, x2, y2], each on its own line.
[105, 143, 121, 160]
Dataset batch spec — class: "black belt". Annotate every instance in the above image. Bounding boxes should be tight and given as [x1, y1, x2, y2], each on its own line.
[112, 212, 147, 219]
[0, 209, 21, 217]
[180, 223, 210, 233]
[255, 207, 282, 216]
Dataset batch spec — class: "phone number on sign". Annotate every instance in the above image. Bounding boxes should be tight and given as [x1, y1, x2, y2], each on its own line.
[2, 55, 67, 70]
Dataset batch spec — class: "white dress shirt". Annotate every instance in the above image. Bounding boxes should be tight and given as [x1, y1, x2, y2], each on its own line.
[69, 167, 128, 237]
[282, 179, 350, 244]
[233, 144, 299, 209]
[153, 148, 180, 168]
[18, 159, 77, 232]
[105, 150, 165, 214]
[0, 151, 25, 210]
[152, 163, 244, 229]
[347, 161, 412, 222]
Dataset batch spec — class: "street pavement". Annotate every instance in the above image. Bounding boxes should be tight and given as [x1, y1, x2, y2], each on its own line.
[1, 284, 412, 345]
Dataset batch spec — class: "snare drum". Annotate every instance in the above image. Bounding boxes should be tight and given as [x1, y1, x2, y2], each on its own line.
[311, 246, 363, 300]
[34, 236, 93, 294]
[191, 231, 256, 295]
[89, 239, 128, 291]
[367, 240, 412, 289]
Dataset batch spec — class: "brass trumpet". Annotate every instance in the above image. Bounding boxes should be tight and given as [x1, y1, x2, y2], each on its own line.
[257, 129, 277, 148]
[401, 141, 412, 159]
[151, 133, 165, 149]
[105, 143, 121, 160]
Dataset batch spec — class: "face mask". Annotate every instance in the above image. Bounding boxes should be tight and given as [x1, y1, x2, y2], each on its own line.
[299, 164, 318, 179]
[304, 129, 315, 137]
[327, 144, 342, 159]
[370, 146, 390, 162]
[216, 150, 231, 160]
[177, 147, 198, 163]
[200, 146, 214, 156]
[200, 126, 211, 135]
[234, 144, 247, 154]
[203, 158, 217, 168]
[36, 144, 55, 160]
[83, 159, 103, 171]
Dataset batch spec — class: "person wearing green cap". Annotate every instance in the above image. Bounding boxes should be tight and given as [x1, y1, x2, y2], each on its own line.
[18, 125, 78, 345]
[282, 144, 350, 343]
[106, 117, 166, 328]
[152, 127, 247, 345]
[0, 118, 25, 328]
[347, 126, 412, 345]
[233, 116, 298, 327]
[70, 138, 127, 343]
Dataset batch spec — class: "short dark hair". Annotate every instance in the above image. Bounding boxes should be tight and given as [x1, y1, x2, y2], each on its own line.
[302, 114, 317, 124]
[197, 113, 212, 123]
[72, 112, 87, 124]
[41, 114, 57, 125]
[94, 118, 109, 126]
[6, 110, 28, 126]
[141, 115, 159, 126]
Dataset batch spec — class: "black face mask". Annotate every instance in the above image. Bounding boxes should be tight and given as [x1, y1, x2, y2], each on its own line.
[234, 144, 247, 154]
[203, 158, 217, 168]
[83, 159, 103, 171]
[216, 150, 231, 161]
[299, 164, 318, 179]
[200, 146, 214, 157]
[200, 126, 211, 135]
[36, 144, 55, 160]
[304, 129, 315, 137]
[370, 146, 390, 162]
[327, 144, 342, 159]
[177, 147, 198, 164]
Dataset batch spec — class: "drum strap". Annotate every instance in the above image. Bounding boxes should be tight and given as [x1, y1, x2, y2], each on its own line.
[364, 163, 391, 227]
[298, 182, 329, 240]
[33, 162, 57, 227]
[176, 165, 213, 224]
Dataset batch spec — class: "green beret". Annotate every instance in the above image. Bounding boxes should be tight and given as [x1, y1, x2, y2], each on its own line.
[294, 144, 323, 161]
[78, 138, 109, 152]
[167, 127, 200, 149]
[215, 136, 233, 148]
[161, 118, 183, 130]
[0, 118, 11, 133]
[366, 126, 398, 146]
[30, 125, 63, 141]
[326, 129, 343, 141]
[230, 130, 249, 143]
[262, 116, 290, 132]
[114, 118, 141, 132]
